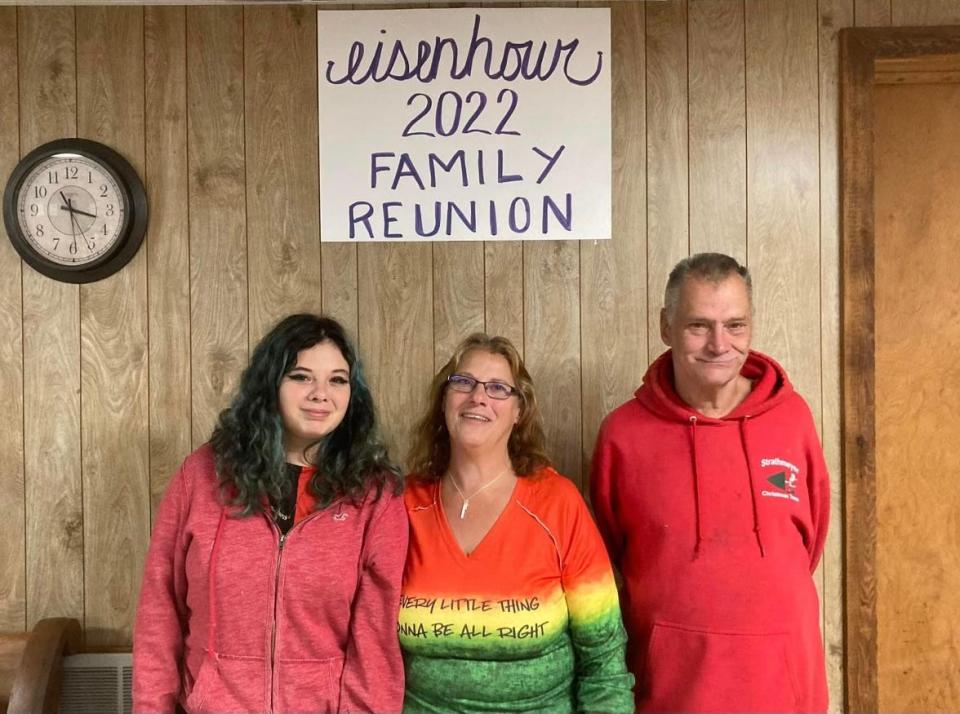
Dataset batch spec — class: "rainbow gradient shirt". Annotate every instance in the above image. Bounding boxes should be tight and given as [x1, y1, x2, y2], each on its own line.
[400, 468, 634, 713]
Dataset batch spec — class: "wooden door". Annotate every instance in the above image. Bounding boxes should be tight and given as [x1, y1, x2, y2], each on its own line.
[873, 79, 960, 712]
[842, 27, 960, 712]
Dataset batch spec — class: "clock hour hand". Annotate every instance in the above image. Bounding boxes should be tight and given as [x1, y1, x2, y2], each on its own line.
[60, 203, 97, 220]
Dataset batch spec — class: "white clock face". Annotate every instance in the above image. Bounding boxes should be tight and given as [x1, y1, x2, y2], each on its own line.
[16, 153, 127, 266]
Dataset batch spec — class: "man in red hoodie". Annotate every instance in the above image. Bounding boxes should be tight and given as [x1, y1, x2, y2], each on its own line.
[590, 253, 830, 713]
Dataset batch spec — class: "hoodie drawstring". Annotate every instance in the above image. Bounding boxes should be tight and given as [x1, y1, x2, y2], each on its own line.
[738, 417, 766, 557]
[687, 416, 704, 558]
[687, 415, 766, 559]
[206, 508, 228, 657]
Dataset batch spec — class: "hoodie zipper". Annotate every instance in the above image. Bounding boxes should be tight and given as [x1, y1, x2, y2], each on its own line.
[267, 506, 334, 713]
[269, 530, 286, 713]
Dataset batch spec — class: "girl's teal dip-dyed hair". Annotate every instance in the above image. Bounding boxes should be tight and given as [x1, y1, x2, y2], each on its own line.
[210, 313, 401, 514]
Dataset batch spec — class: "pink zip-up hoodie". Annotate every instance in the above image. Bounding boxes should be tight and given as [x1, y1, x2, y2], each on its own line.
[133, 444, 408, 714]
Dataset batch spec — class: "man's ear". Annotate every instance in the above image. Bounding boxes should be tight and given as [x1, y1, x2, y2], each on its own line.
[660, 308, 671, 347]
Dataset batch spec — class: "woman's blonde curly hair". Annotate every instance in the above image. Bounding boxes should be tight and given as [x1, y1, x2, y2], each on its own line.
[407, 333, 551, 480]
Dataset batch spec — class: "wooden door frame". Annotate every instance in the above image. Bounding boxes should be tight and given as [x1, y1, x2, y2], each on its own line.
[840, 25, 960, 714]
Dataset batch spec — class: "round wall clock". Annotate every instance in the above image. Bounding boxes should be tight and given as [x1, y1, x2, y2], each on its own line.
[3, 138, 148, 284]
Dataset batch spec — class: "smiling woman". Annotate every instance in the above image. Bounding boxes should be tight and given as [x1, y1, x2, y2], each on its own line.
[401, 333, 634, 714]
[277, 340, 352, 462]
[132, 314, 408, 714]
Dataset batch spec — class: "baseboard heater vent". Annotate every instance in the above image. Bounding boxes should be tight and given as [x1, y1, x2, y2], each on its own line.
[59, 652, 132, 714]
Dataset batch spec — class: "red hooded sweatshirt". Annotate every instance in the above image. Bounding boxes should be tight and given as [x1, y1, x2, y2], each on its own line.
[590, 350, 829, 713]
[133, 444, 408, 714]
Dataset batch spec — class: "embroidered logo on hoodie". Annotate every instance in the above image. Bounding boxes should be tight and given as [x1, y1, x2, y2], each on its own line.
[760, 458, 800, 502]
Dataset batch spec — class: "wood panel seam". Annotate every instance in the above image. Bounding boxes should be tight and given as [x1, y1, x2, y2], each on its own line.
[815, 0, 826, 653]
[186, 9, 194, 478]
[185, 8, 194, 469]
[142, 8, 152, 527]
[16, 5, 27, 633]
[685, 0, 691, 257]
[741, 0, 749, 273]
[74, 6, 86, 638]
[482, 242, 487, 334]
[643, 0, 650, 362]
[521, 243, 525, 359]
[242, 8, 251, 356]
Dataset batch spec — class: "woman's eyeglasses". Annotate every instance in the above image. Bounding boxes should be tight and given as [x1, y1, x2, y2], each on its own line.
[447, 374, 520, 400]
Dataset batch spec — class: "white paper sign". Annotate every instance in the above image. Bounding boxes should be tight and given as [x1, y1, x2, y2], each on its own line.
[317, 8, 611, 242]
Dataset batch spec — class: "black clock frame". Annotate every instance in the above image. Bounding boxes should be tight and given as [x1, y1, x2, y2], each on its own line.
[3, 138, 148, 284]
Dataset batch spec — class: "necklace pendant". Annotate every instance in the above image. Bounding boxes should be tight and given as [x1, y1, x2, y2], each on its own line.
[460, 501, 469, 519]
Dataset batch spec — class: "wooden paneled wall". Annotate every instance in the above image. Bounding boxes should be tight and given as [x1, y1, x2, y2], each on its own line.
[1, 0, 957, 707]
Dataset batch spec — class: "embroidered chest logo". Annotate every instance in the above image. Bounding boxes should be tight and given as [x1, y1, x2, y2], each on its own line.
[333, 512, 348, 522]
[759, 457, 801, 503]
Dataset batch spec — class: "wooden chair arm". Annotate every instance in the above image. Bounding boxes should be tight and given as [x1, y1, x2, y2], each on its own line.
[6, 618, 81, 714]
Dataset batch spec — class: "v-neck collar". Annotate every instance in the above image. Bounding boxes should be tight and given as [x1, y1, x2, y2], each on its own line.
[433, 477, 523, 561]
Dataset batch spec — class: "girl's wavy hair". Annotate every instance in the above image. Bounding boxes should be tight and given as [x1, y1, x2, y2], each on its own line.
[408, 333, 551, 480]
[210, 313, 400, 513]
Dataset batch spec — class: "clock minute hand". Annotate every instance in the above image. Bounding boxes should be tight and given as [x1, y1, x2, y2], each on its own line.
[61, 193, 82, 253]
[65, 197, 78, 253]
[69, 208, 93, 251]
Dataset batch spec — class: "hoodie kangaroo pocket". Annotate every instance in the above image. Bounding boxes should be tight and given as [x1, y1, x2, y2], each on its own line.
[183, 655, 213, 713]
[275, 656, 343, 714]
[183, 654, 265, 713]
[643, 621, 801, 713]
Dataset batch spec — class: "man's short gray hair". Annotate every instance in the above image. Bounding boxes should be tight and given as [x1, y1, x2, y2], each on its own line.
[663, 253, 752, 320]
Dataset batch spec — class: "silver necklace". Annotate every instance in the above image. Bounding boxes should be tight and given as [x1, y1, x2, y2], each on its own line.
[447, 467, 513, 519]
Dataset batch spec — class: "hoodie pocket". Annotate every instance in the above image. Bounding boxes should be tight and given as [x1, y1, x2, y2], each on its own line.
[183, 655, 213, 713]
[275, 656, 343, 714]
[643, 621, 800, 713]
[182, 654, 265, 714]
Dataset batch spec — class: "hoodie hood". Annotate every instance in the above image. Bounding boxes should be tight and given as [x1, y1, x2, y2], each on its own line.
[636, 349, 794, 423]
[633, 349, 795, 559]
